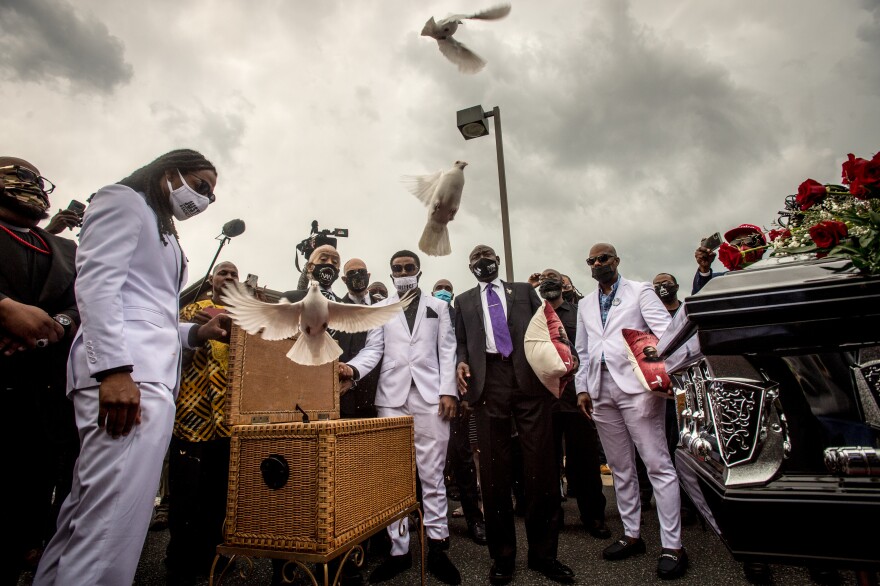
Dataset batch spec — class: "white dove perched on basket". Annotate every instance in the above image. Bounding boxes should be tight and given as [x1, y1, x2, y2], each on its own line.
[222, 281, 416, 366]
[404, 160, 467, 257]
[421, 4, 511, 74]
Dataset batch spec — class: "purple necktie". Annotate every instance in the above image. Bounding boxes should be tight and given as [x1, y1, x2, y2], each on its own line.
[486, 284, 513, 358]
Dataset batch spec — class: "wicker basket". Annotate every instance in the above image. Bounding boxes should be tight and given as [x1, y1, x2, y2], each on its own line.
[224, 417, 416, 555]
[226, 325, 340, 425]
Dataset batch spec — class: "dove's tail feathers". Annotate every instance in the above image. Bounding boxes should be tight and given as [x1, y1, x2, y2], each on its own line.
[419, 220, 452, 256]
[468, 4, 511, 20]
[437, 38, 486, 74]
[286, 332, 342, 366]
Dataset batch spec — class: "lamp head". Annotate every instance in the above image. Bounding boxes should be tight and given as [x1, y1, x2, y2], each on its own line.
[457, 105, 490, 140]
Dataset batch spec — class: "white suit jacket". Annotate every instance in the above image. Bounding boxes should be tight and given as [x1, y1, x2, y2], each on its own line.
[347, 291, 457, 408]
[67, 184, 196, 393]
[574, 276, 671, 398]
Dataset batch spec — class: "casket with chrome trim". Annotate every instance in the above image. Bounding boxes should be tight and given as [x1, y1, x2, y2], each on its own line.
[659, 257, 880, 569]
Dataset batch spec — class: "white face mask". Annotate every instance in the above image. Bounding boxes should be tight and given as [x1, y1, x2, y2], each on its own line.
[167, 169, 212, 221]
[392, 275, 419, 294]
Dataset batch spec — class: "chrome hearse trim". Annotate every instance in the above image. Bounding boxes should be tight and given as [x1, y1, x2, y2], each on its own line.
[672, 356, 790, 487]
[824, 446, 880, 476]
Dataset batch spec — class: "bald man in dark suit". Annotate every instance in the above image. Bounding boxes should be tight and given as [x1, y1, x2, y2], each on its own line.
[454, 245, 574, 585]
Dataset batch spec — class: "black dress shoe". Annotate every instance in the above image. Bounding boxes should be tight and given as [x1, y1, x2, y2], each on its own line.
[368, 552, 411, 583]
[657, 548, 688, 580]
[489, 558, 515, 585]
[527, 559, 575, 584]
[468, 520, 488, 545]
[585, 519, 612, 539]
[603, 536, 646, 561]
[427, 539, 461, 585]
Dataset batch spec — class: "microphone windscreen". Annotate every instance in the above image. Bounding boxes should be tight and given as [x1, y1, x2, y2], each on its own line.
[222, 219, 246, 237]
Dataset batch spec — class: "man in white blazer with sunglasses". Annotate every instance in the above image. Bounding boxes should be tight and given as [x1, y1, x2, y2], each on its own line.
[574, 242, 688, 581]
[345, 249, 461, 585]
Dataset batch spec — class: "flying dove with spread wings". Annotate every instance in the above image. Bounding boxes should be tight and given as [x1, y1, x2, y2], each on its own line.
[404, 160, 467, 257]
[222, 281, 415, 366]
[420, 4, 511, 74]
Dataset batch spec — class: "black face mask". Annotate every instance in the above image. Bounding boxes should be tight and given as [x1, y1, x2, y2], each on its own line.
[654, 283, 679, 301]
[345, 271, 369, 293]
[562, 290, 575, 303]
[311, 263, 339, 287]
[539, 279, 563, 300]
[470, 257, 498, 282]
[591, 264, 616, 284]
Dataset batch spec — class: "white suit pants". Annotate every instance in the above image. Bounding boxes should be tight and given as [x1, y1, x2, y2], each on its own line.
[377, 383, 450, 555]
[34, 382, 176, 586]
[591, 369, 682, 549]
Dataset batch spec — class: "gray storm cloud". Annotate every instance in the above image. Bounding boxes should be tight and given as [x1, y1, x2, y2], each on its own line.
[0, 0, 132, 92]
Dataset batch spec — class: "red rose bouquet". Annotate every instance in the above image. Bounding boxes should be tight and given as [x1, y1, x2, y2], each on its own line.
[842, 152, 880, 199]
[771, 150, 880, 274]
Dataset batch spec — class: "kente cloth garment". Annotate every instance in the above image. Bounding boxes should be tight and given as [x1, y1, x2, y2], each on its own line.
[174, 300, 231, 442]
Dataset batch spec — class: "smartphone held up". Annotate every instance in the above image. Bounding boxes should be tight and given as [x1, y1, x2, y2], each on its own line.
[701, 232, 722, 252]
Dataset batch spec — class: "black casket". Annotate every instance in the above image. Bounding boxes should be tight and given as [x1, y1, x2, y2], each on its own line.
[659, 256, 880, 570]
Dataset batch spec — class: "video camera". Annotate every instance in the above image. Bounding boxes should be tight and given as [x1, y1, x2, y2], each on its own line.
[295, 220, 349, 273]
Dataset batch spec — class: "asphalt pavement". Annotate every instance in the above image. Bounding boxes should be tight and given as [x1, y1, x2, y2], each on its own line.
[18, 478, 867, 585]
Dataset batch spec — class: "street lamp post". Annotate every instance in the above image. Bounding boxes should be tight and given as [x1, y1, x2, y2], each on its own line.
[456, 105, 514, 282]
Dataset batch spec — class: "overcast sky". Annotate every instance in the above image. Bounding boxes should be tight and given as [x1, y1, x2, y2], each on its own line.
[3, 0, 879, 299]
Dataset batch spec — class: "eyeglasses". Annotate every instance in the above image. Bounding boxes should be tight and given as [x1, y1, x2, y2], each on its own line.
[185, 173, 215, 202]
[391, 263, 418, 273]
[345, 269, 368, 279]
[586, 254, 615, 266]
[434, 284, 453, 292]
[654, 281, 676, 288]
[730, 233, 764, 248]
[0, 165, 56, 195]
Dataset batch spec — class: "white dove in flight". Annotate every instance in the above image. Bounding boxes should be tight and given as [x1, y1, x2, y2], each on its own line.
[420, 4, 511, 74]
[222, 281, 416, 366]
[404, 160, 467, 257]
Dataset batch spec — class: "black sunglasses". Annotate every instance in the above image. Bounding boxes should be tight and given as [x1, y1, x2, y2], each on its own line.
[391, 263, 419, 273]
[586, 254, 615, 266]
[0, 164, 56, 195]
[345, 269, 368, 278]
[188, 175, 216, 202]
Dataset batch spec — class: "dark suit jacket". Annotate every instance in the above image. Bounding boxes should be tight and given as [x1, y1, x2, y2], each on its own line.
[337, 294, 380, 418]
[454, 281, 543, 405]
[0, 228, 78, 386]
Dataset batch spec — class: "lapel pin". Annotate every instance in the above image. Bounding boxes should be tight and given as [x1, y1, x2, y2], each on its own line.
[612, 298, 621, 306]
[506, 287, 512, 295]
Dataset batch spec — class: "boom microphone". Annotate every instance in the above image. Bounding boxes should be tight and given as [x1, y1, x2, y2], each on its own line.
[222, 219, 246, 238]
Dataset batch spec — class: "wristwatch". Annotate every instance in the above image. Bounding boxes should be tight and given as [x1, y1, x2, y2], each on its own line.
[54, 313, 73, 334]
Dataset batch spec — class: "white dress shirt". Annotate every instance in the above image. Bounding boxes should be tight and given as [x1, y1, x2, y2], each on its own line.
[346, 291, 371, 305]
